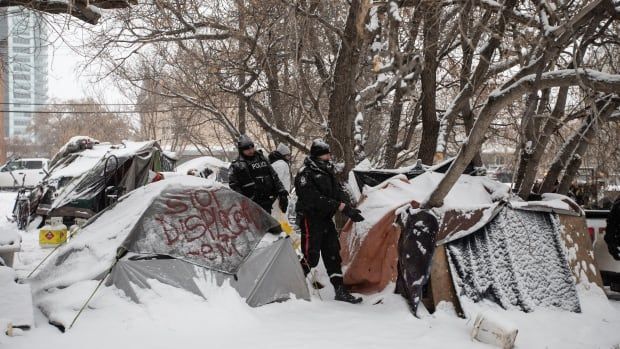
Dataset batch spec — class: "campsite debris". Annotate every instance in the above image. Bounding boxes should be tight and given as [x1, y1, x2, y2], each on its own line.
[471, 311, 518, 349]
[395, 209, 438, 317]
[38, 217, 68, 248]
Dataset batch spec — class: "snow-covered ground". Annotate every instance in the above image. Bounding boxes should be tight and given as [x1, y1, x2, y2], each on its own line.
[1, 190, 620, 348]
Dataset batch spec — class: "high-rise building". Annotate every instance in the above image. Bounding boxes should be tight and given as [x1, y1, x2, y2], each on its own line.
[0, 8, 48, 139]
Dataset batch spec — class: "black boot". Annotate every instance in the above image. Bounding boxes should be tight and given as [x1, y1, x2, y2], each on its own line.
[334, 285, 362, 304]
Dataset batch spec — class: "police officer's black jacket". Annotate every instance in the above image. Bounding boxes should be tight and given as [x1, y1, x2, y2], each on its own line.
[228, 150, 286, 202]
[295, 157, 348, 218]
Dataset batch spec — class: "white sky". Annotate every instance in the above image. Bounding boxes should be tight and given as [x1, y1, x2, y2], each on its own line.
[46, 22, 127, 103]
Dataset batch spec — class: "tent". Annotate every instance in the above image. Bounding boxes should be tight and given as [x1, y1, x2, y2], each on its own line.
[176, 156, 230, 183]
[340, 171, 602, 317]
[35, 137, 176, 222]
[350, 157, 480, 195]
[30, 177, 309, 330]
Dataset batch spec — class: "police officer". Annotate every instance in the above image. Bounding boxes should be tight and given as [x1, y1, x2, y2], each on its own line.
[295, 139, 364, 304]
[229, 135, 288, 214]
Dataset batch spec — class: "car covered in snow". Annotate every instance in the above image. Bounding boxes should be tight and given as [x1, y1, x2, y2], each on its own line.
[0, 158, 49, 190]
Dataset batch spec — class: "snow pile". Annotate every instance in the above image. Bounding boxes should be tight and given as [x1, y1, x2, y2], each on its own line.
[0, 225, 20, 248]
[176, 156, 229, 175]
[0, 192, 20, 266]
[509, 192, 583, 215]
[176, 156, 230, 182]
[0, 266, 34, 329]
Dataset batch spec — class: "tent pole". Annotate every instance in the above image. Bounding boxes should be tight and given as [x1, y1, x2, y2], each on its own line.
[68, 259, 118, 330]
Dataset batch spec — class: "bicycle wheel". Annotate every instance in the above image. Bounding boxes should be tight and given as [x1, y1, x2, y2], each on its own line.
[16, 201, 29, 230]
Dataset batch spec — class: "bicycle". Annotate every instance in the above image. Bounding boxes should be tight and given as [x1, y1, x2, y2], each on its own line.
[13, 173, 31, 231]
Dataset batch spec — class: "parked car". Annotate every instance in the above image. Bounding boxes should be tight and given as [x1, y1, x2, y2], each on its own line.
[0, 158, 49, 189]
[586, 209, 620, 292]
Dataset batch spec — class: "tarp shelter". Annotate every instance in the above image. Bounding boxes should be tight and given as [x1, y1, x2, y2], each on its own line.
[36, 137, 176, 221]
[30, 177, 309, 329]
[340, 171, 602, 316]
[350, 157, 479, 195]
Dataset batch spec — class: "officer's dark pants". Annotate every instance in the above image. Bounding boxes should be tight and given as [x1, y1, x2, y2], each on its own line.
[297, 213, 344, 288]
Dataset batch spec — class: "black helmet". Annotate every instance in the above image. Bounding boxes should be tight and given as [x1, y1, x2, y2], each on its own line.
[237, 134, 255, 150]
[310, 139, 331, 158]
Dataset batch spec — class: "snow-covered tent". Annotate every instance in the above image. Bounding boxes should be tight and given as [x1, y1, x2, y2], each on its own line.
[30, 177, 309, 330]
[340, 171, 602, 316]
[176, 156, 230, 183]
[36, 137, 176, 222]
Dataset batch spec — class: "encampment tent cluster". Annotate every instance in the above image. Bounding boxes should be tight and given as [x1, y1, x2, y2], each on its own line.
[341, 171, 602, 317]
[19, 161, 607, 334]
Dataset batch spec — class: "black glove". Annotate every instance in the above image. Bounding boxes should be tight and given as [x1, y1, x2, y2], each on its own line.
[343, 205, 364, 222]
[278, 192, 289, 213]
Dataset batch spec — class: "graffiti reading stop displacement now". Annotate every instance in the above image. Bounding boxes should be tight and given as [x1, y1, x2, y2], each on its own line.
[152, 188, 263, 264]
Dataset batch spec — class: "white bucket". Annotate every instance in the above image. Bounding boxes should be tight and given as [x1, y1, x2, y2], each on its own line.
[471, 311, 518, 349]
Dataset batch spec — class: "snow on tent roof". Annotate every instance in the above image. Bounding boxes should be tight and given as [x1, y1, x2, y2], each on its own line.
[31, 176, 279, 293]
[48, 141, 156, 180]
[347, 171, 510, 247]
[176, 156, 230, 174]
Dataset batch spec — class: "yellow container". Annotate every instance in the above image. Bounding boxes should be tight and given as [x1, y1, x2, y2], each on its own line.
[39, 224, 68, 247]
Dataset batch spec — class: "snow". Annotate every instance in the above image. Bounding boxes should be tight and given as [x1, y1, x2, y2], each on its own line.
[0, 176, 620, 348]
[0, 192, 19, 247]
[0, 266, 34, 329]
[388, 1, 401, 22]
[349, 172, 509, 246]
[366, 6, 379, 32]
[509, 193, 582, 215]
[448, 207, 581, 313]
[176, 156, 229, 175]
[49, 141, 155, 180]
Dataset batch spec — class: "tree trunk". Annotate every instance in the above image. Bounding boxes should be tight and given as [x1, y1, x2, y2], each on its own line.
[513, 92, 542, 193]
[417, 2, 440, 165]
[539, 98, 617, 194]
[384, 87, 405, 168]
[517, 86, 568, 197]
[326, 0, 370, 179]
[557, 101, 616, 194]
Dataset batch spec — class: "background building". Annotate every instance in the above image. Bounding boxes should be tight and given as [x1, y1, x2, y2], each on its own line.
[0, 8, 48, 140]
